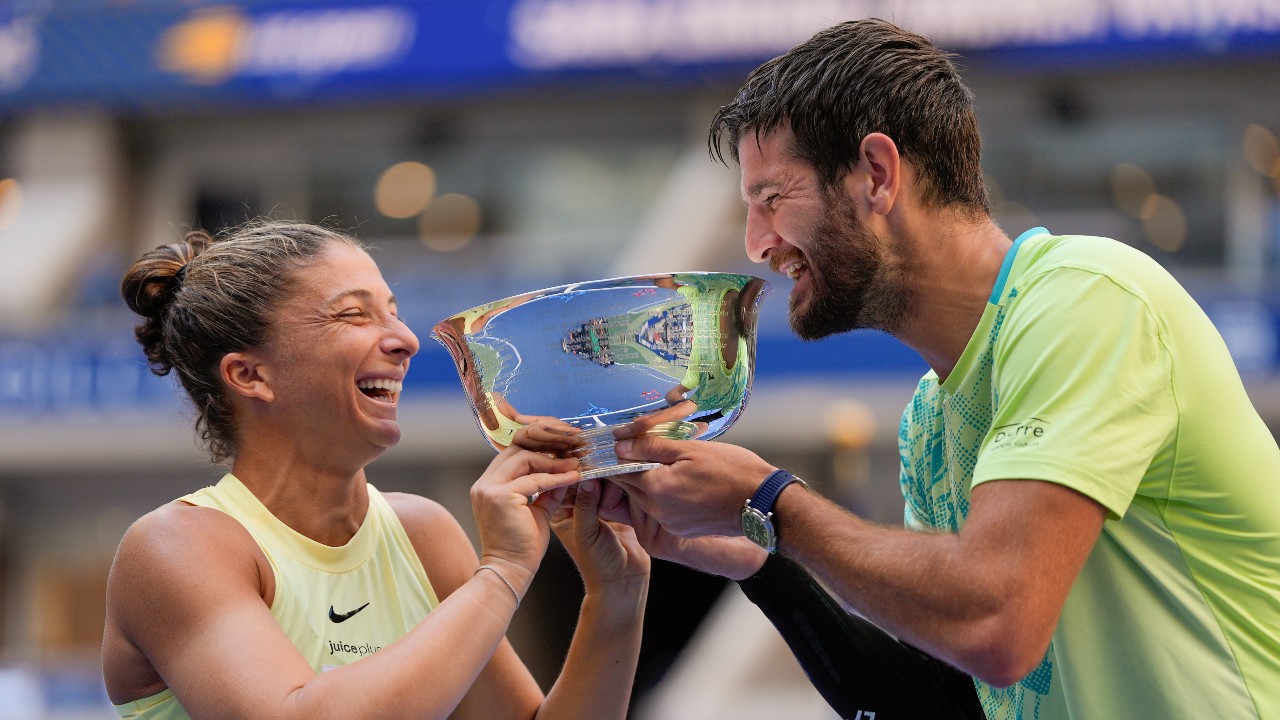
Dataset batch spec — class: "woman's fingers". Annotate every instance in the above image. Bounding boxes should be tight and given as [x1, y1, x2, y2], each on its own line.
[613, 399, 697, 440]
[572, 479, 602, 538]
[484, 447, 578, 481]
[596, 480, 632, 524]
[500, 470, 582, 506]
[511, 416, 584, 454]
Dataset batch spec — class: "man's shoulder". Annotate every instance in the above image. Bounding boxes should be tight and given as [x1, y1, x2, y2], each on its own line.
[1018, 233, 1169, 287]
[1005, 233, 1186, 323]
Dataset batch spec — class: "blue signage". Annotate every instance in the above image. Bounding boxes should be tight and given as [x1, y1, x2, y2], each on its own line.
[0, 0, 1276, 112]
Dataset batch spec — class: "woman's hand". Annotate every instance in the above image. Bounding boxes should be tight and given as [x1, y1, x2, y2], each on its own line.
[470, 446, 581, 593]
[551, 479, 651, 598]
[503, 404, 585, 458]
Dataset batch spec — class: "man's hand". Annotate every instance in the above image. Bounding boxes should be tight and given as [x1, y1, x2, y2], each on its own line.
[597, 480, 767, 580]
[607, 436, 777, 538]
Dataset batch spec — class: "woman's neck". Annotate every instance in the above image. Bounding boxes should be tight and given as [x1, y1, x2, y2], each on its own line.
[230, 447, 370, 546]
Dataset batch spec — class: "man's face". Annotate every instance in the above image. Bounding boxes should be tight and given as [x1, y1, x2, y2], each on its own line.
[738, 128, 910, 339]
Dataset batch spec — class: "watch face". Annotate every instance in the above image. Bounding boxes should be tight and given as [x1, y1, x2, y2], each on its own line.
[741, 507, 776, 552]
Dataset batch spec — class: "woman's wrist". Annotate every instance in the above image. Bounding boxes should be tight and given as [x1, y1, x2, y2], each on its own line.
[580, 577, 649, 625]
[474, 564, 522, 607]
[584, 571, 649, 602]
[477, 554, 536, 599]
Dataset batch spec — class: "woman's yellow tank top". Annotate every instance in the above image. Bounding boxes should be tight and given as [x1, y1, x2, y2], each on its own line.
[113, 473, 439, 719]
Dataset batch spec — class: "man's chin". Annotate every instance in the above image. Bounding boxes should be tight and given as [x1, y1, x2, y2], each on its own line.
[789, 308, 854, 341]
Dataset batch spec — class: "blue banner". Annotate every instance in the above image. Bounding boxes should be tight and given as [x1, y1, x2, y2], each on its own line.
[0, 0, 1276, 112]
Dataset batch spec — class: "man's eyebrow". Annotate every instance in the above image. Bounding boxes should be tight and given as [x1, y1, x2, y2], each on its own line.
[742, 178, 779, 204]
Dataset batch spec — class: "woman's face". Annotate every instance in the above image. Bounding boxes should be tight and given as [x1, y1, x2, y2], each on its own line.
[255, 242, 420, 465]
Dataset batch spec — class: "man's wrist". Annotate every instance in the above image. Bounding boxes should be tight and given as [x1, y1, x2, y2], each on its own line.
[741, 469, 808, 553]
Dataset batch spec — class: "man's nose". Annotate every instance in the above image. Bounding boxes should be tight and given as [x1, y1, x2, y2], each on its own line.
[744, 206, 781, 263]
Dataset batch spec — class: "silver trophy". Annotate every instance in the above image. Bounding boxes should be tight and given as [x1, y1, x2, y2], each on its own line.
[432, 272, 770, 480]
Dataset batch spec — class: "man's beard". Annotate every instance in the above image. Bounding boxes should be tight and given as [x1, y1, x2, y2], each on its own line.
[789, 191, 911, 340]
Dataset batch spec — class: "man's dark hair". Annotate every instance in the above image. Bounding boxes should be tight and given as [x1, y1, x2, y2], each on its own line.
[709, 18, 990, 214]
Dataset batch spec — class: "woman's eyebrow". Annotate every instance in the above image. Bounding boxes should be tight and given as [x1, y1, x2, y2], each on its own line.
[324, 288, 398, 308]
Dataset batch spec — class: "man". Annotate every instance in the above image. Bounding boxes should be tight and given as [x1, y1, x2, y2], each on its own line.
[608, 18, 1280, 720]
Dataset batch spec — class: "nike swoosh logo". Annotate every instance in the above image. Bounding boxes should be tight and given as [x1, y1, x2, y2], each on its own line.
[328, 602, 370, 623]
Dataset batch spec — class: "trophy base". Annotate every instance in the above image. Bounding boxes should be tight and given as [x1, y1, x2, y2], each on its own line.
[579, 462, 663, 481]
[573, 421, 697, 481]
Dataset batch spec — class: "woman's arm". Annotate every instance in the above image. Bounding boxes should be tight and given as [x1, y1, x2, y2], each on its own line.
[397, 481, 647, 720]
[390, 490, 545, 720]
[105, 448, 578, 720]
[536, 479, 648, 720]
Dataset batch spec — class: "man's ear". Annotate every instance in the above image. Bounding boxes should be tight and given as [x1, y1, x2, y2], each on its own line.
[856, 132, 902, 216]
[220, 352, 275, 403]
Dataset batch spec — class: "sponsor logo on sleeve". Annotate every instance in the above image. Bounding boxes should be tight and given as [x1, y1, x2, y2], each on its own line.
[988, 418, 1050, 451]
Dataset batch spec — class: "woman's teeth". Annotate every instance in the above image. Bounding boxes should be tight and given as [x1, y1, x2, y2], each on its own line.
[357, 378, 402, 402]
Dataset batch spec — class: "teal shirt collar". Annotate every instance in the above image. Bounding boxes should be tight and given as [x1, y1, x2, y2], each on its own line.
[989, 226, 1047, 304]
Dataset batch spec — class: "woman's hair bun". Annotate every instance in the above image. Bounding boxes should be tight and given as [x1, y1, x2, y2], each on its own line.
[120, 230, 212, 373]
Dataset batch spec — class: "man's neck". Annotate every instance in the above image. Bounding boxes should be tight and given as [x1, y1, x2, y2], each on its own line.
[889, 213, 1013, 381]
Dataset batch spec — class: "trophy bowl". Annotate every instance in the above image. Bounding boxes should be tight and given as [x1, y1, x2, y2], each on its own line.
[432, 272, 771, 480]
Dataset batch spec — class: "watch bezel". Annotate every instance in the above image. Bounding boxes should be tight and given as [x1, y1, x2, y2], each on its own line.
[741, 502, 778, 553]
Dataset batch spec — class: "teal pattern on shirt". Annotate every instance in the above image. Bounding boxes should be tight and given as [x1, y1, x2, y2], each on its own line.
[898, 283, 1054, 720]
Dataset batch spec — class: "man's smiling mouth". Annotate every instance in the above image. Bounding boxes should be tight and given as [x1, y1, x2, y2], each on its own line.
[780, 259, 807, 280]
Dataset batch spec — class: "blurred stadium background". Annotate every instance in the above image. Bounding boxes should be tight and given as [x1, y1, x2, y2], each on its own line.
[0, 1, 1277, 717]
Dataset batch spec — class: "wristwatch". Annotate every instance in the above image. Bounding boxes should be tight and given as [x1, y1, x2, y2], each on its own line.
[741, 469, 805, 553]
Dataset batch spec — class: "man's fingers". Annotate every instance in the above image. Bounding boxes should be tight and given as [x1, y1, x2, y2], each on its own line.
[508, 470, 582, 502]
[540, 486, 572, 518]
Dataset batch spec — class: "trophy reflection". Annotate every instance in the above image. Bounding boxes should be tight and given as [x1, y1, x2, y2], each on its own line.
[432, 272, 770, 480]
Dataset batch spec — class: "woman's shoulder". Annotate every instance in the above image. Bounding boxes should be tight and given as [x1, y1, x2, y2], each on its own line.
[106, 501, 273, 672]
[114, 500, 266, 586]
[128, 499, 251, 549]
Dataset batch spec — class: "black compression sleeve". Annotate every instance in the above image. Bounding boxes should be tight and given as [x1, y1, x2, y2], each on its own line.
[737, 554, 986, 720]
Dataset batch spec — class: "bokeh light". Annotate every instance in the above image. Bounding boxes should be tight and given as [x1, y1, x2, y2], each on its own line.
[1110, 163, 1156, 218]
[1242, 124, 1280, 178]
[1139, 194, 1187, 252]
[0, 178, 23, 231]
[375, 161, 437, 219]
[417, 192, 481, 252]
[823, 398, 877, 450]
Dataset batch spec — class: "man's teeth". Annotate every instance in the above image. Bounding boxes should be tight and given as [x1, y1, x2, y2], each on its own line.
[357, 378, 403, 393]
[785, 262, 806, 280]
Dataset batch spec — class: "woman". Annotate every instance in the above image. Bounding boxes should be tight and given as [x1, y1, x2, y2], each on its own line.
[103, 220, 646, 719]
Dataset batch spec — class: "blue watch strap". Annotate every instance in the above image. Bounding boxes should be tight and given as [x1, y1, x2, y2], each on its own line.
[748, 469, 801, 514]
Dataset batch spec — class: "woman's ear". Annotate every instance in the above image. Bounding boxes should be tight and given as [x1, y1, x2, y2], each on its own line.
[220, 352, 275, 403]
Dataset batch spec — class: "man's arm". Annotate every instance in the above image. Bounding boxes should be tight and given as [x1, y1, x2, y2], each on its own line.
[773, 476, 1105, 686]
[738, 553, 985, 719]
[612, 437, 1107, 687]
[599, 479, 984, 717]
